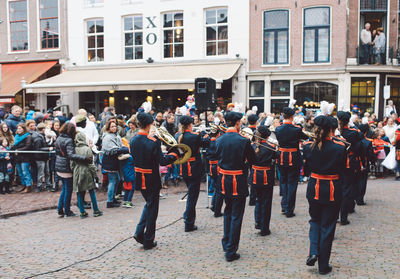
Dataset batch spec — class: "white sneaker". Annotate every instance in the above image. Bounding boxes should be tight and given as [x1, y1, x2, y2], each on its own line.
[122, 202, 127, 208]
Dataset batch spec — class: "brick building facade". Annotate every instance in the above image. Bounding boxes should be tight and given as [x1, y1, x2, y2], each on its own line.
[248, 0, 400, 118]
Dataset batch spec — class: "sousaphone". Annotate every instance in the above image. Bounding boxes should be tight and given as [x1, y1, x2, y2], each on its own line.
[155, 127, 192, 165]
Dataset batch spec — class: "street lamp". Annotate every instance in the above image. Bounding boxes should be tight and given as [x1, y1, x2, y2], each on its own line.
[20, 79, 26, 108]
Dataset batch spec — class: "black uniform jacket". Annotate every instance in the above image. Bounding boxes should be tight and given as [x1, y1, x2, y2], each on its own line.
[360, 137, 376, 173]
[130, 131, 177, 191]
[216, 128, 256, 197]
[249, 141, 276, 187]
[275, 121, 308, 167]
[206, 136, 219, 178]
[179, 129, 210, 179]
[340, 126, 363, 171]
[303, 138, 347, 204]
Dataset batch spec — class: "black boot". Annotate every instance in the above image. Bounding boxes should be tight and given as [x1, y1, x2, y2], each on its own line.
[0, 182, 4, 194]
[5, 182, 11, 194]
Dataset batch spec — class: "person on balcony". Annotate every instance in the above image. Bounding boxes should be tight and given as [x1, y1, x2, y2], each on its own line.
[374, 27, 386, 65]
[360, 23, 372, 64]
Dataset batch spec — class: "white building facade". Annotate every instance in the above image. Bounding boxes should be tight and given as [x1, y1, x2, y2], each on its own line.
[28, 0, 249, 115]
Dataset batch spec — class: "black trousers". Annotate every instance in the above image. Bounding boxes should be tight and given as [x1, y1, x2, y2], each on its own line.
[222, 196, 246, 259]
[135, 188, 160, 247]
[211, 175, 223, 214]
[356, 171, 368, 204]
[254, 186, 274, 234]
[279, 165, 300, 214]
[308, 200, 340, 272]
[340, 170, 356, 222]
[183, 176, 200, 229]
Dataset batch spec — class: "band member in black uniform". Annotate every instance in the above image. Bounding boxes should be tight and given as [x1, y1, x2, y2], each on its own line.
[207, 128, 223, 217]
[178, 116, 210, 232]
[250, 126, 276, 236]
[303, 115, 346, 275]
[216, 112, 256, 262]
[130, 112, 181, 250]
[356, 124, 375, 205]
[337, 111, 363, 225]
[275, 107, 308, 217]
[247, 113, 258, 206]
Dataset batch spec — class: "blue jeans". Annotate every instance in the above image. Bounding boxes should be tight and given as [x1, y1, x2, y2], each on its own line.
[77, 189, 99, 213]
[16, 162, 32, 187]
[107, 172, 120, 202]
[124, 190, 134, 202]
[166, 165, 178, 181]
[57, 177, 73, 214]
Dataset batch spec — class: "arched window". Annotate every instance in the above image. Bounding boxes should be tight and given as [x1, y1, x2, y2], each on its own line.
[294, 82, 338, 108]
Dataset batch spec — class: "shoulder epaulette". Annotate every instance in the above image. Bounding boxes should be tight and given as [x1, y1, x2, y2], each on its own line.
[147, 136, 156, 142]
[303, 140, 313, 145]
[333, 140, 345, 146]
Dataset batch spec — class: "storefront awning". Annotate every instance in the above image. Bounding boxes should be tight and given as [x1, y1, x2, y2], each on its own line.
[0, 61, 58, 97]
[24, 62, 242, 93]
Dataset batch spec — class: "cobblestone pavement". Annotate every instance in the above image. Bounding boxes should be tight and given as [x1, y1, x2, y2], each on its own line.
[1, 178, 399, 279]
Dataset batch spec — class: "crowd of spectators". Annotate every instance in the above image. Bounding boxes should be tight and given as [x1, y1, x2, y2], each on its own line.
[1, 100, 399, 217]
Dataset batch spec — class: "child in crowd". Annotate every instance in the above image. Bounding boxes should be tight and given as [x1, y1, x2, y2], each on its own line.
[120, 154, 135, 208]
[71, 132, 102, 218]
[0, 138, 12, 194]
[160, 145, 169, 189]
[372, 129, 390, 178]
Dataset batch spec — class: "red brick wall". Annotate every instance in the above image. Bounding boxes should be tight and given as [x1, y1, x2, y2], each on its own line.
[249, 0, 347, 71]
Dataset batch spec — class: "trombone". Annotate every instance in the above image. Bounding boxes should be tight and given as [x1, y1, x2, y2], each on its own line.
[155, 127, 192, 165]
[239, 128, 278, 152]
[302, 130, 352, 151]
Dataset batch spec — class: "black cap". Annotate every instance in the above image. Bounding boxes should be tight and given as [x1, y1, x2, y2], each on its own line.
[283, 107, 295, 117]
[247, 114, 258, 125]
[359, 124, 370, 134]
[337, 111, 351, 121]
[328, 116, 338, 129]
[179, 115, 194, 125]
[257, 125, 271, 138]
[137, 112, 154, 126]
[225, 112, 242, 124]
[314, 115, 331, 129]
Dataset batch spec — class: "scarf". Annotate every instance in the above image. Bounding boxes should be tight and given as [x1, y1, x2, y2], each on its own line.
[14, 132, 29, 146]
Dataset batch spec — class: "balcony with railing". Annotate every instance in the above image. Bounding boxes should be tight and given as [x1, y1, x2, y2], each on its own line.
[360, 0, 387, 12]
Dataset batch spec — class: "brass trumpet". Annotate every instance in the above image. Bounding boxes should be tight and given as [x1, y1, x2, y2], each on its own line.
[155, 127, 192, 165]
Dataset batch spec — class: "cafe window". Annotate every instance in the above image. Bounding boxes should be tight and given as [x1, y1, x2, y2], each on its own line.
[295, 82, 337, 108]
[388, 78, 400, 111]
[249, 81, 265, 113]
[271, 99, 289, 114]
[9, 0, 28, 51]
[205, 8, 228, 56]
[263, 10, 289, 64]
[163, 12, 184, 58]
[351, 78, 375, 113]
[271, 80, 290, 96]
[39, 0, 59, 49]
[87, 18, 104, 62]
[123, 15, 143, 60]
[303, 7, 330, 63]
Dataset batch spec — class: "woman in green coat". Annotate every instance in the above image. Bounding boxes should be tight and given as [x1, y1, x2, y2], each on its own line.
[71, 132, 103, 218]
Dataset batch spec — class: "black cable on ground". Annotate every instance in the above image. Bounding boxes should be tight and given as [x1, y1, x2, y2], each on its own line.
[24, 217, 183, 279]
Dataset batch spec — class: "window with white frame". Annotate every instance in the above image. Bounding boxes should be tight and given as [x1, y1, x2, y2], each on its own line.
[263, 10, 289, 64]
[123, 15, 143, 60]
[39, 0, 59, 49]
[163, 12, 184, 58]
[205, 8, 228, 56]
[303, 7, 330, 63]
[249, 81, 265, 113]
[87, 19, 104, 62]
[9, 0, 28, 51]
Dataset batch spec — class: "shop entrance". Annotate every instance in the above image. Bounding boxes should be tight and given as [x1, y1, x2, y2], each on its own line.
[294, 82, 338, 109]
